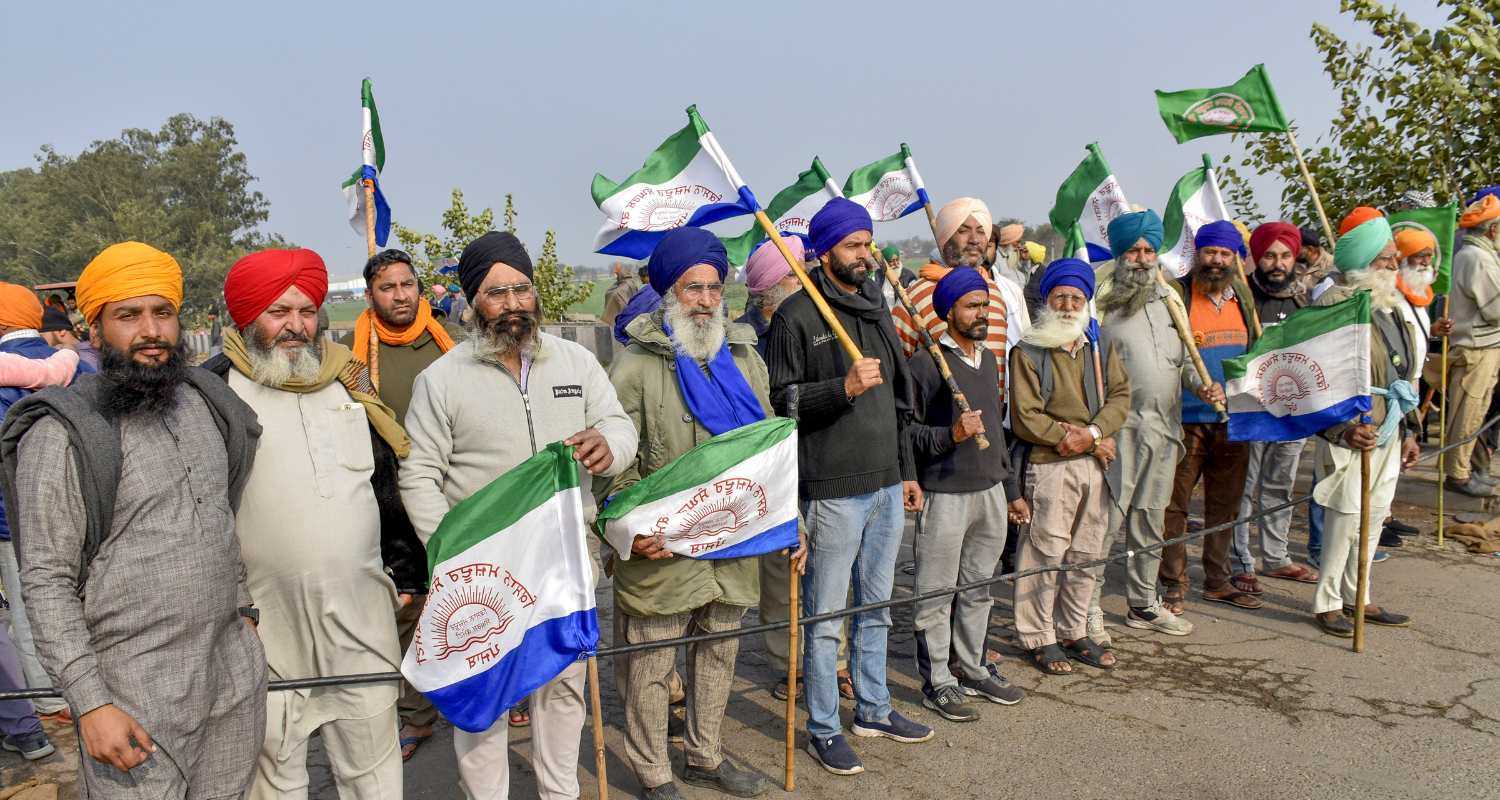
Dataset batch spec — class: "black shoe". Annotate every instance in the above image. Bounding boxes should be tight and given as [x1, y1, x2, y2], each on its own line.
[642, 781, 686, 800]
[1445, 477, 1498, 497]
[957, 663, 1026, 705]
[1342, 605, 1412, 627]
[1316, 611, 1354, 638]
[921, 685, 979, 722]
[1379, 528, 1403, 548]
[1384, 518, 1419, 536]
[682, 759, 769, 798]
[667, 707, 685, 744]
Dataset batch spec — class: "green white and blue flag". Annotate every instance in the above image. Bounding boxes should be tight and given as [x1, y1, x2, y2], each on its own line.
[843, 144, 929, 222]
[721, 157, 841, 265]
[341, 78, 392, 247]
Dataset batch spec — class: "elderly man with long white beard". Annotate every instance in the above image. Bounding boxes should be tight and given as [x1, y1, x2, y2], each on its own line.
[208, 248, 423, 799]
[1009, 259, 1130, 675]
[609, 227, 787, 800]
[1308, 211, 1421, 637]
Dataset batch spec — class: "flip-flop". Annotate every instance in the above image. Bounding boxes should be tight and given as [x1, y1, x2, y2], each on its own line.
[1203, 589, 1264, 610]
[508, 702, 531, 728]
[399, 733, 431, 762]
[1263, 564, 1319, 583]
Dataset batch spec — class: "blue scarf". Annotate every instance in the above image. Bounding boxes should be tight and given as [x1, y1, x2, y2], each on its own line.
[663, 321, 765, 436]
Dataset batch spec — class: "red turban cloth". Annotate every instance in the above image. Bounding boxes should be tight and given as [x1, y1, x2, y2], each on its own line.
[1338, 206, 1384, 236]
[223, 248, 329, 328]
[1248, 222, 1302, 264]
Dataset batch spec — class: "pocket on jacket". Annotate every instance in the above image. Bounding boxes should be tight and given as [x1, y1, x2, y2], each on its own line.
[331, 403, 376, 471]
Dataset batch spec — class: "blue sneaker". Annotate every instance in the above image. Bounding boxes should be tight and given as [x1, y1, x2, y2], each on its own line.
[850, 710, 934, 743]
[2, 731, 55, 761]
[806, 734, 863, 775]
[1372, 550, 1390, 564]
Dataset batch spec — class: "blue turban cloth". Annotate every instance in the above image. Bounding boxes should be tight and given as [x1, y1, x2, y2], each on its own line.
[808, 198, 873, 257]
[932, 268, 989, 321]
[647, 227, 728, 296]
[1107, 210, 1164, 258]
[1468, 185, 1500, 206]
[1039, 258, 1099, 342]
[1194, 220, 1246, 257]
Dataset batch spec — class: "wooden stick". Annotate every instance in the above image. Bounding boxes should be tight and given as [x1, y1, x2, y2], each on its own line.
[1233, 254, 1264, 338]
[1437, 332, 1449, 547]
[1154, 271, 1228, 421]
[1353, 443, 1372, 653]
[587, 656, 609, 799]
[1285, 130, 1336, 249]
[870, 246, 990, 450]
[754, 211, 862, 362]
[362, 179, 378, 258]
[784, 546, 799, 793]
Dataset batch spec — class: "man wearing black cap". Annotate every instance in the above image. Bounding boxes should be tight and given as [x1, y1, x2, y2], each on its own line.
[398, 231, 638, 800]
[1296, 226, 1333, 299]
[38, 307, 99, 370]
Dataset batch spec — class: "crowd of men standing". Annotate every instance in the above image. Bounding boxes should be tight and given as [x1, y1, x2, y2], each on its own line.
[0, 184, 1495, 800]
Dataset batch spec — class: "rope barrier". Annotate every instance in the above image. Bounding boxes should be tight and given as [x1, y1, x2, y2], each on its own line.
[2, 412, 1495, 703]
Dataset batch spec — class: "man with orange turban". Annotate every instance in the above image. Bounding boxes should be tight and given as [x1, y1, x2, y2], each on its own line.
[206, 248, 419, 799]
[1443, 195, 1500, 496]
[1, 241, 268, 799]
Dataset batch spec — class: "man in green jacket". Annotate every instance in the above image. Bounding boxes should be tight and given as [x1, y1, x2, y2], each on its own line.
[607, 227, 796, 800]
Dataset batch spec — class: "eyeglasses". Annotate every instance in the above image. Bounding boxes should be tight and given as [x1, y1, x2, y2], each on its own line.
[483, 283, 535, 301]
[681, 282, 725, 297]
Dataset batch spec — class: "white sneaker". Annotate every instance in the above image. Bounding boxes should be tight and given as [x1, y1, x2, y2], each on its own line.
[1125, 603, 1194, 636]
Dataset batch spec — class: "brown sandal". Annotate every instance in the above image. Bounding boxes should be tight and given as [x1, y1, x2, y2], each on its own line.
[1230, 574, 1264, 596]
[1203, 589, 1264, 609]
[1162, 587, 1187, 616]
[1263, 563, 1319, 583]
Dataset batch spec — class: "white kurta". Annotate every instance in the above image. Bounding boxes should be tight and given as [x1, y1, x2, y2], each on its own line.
[230, 373, 401, 750]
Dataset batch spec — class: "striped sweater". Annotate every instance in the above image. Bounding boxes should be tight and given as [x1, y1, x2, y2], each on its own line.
[890, 263, 1010, 397]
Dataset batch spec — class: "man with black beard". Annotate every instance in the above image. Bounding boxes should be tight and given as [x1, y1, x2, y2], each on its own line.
[400, 231, 636, 799]
[0, 242, 266, 799]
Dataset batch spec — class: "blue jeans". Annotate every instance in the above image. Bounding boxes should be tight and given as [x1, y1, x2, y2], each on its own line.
[800, 484, 904, 740]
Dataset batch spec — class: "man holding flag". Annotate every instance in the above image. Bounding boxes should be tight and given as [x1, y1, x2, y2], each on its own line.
[1307, 212, 1420, 637]
[399, 230, 637, 800]
[605, 227, 783, 799]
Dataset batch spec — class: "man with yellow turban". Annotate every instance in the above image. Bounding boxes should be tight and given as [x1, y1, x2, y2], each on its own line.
[0, 241, 268, 799]
[203, 248, 419, 799]
[1308, 213, 1421, 637]
[1443, 195, 1500, 496]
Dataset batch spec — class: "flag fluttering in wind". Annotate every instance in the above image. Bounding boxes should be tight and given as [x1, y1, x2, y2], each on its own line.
[721, 157, 842, 266]
[1049, 143, 1130, 261]
[591, 105, 758, 259]
[341, 78, 392, 247]
[1155, 64, 1291, 144]
[598, 418, 799, 561]
[1159, 155, 1233, 277]
[1224, 293, 1373, 442]
[1389, 203, 1459, 294]
[842, 144, 929, 222]
[401, 443, 599, 733]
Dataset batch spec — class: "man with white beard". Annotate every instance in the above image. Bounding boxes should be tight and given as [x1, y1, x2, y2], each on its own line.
[608, 227, 788, 800]
[1308, 211, 1421, 637]
[1087, 210, 1220, 641]
[736, 234, 804, 358]
[207, 248, 422, 799]
[1009, 259, 1131, 675]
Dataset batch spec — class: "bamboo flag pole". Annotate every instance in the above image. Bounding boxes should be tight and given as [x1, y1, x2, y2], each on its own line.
[1437, 331, 1449, 547]
[1234, 253, 1264, 338]
[1285, 129, 1336, 248]
[870, 246, 990, 450]
[1155, 271, 1229, 421]
[784, 547, 799, 792]
[754, 211, 863, 362]
[362, 180, 378, 258]
[587, 656, 609, 798]
[1353, 440, 1373, 653]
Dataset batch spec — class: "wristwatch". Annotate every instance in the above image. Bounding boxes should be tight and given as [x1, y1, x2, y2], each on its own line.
[237, 606, 260, 626]
[1087, 424, 1102, 441]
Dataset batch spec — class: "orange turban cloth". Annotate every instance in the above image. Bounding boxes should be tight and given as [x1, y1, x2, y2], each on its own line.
[934, 197, 993, 247]
[1393, 227, 1437, 259]
[1460, 194, 1500, 229]
[997, 223, 1025, 247]
[0, 283, 44, 331]
[1338, 206, 1385, 236]
[223, 249, 329, 329]
[76, 242, 184, 324]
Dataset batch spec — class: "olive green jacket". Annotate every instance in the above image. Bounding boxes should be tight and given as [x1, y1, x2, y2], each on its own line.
[602, 312, 772, 617]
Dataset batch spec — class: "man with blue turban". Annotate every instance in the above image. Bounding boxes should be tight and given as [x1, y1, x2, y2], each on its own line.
[767, 197, 934, 777]
[1305, 211, 1420, 638]
[1090, 213, 1224, 641]
[1157, 220, 1263, 615]
[605, 226, 791, 799]
[906, 268, 1028, 723]
[1009, 259, 1131, 675]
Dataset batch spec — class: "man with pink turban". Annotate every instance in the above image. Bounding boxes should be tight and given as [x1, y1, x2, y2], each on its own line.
[737, 233, 805, 358]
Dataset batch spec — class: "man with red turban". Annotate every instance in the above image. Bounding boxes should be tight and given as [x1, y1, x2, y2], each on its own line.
[206, 248, 421, 799]
[1444, 195, 1500, 496]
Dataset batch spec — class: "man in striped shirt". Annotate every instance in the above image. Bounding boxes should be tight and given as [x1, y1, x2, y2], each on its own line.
[891, 198, 1014, 401]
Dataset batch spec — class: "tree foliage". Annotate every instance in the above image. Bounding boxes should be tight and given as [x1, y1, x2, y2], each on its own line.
[531, 229, 594, 322]
[0, 114, 278, 320]
[1221, 0, 1500, 224]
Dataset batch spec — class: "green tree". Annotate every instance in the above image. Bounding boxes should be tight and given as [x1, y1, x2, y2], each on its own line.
[0, 114, 280, 323]
[1221, 0, 1500, 223]
[532, 229, 594, 322]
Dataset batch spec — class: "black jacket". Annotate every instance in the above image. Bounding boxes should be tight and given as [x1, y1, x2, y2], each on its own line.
[1247, 270, 1306, 326]
[766, 266, 916, 501]
[202, 354, 427, 594]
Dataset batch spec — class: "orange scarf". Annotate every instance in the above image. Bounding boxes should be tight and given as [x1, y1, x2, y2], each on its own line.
[352, 302, 456, 391]
[1396, 274, 1434, 307]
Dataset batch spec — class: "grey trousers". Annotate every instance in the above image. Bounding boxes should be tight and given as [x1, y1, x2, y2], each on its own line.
[912, 484, 1008, 693]
[618, 602, 745, 788]
[0, 540, 66, 714]
[1091, 505, 1168, 614]
[1233, 439, 1305, 574]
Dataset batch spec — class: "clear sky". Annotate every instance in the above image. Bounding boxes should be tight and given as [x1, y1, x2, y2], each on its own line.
[1, 0, 1446, 280]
